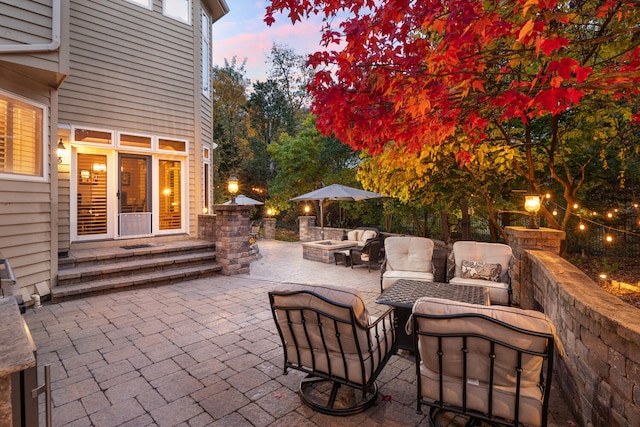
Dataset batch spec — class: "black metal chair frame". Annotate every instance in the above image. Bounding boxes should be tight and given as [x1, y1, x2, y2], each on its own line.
[412, 312, 555, 426]
[349, 239, 383, 272]
[269, 289, 396, 416]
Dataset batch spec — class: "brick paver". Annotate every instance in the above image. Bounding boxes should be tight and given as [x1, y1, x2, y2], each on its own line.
[24, 240, 576, 426]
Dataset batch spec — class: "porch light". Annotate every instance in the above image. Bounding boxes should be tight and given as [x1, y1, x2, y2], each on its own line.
[524, 190, 541, 229]
[57, 139, 66, 164]
[227, 173, 239, 204]
[304, 205, 310, 215]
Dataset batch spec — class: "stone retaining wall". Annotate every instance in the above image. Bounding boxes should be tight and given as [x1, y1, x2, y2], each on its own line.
[524, 250, 640, 427]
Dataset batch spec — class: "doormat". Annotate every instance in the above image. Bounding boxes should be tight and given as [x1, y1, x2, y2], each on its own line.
[121, 244, 153, 249]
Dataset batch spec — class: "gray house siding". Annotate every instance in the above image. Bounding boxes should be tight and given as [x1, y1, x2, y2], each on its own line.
[60, 1, 196, 135]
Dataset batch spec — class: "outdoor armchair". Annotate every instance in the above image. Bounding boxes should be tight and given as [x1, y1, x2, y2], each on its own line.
[409, 297, 562, 426]
[269, 283, 396, 415]
[349, 238, 383, 272]
[448, 241, 514, 305]
[381, 236, 435, 291]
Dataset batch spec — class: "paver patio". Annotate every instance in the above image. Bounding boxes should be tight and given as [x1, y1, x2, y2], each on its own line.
[24, 240, 576, 426]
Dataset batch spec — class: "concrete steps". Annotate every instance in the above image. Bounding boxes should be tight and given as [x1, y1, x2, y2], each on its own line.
[53, 240, 221, 302]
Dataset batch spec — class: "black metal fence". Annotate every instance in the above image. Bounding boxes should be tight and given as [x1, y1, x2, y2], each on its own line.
[388, 212, 640, 258]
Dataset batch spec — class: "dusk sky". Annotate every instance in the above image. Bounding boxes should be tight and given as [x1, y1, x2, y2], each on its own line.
[212, 0, 330, 83]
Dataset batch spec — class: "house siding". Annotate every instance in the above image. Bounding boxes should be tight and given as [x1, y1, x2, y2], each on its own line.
[60, 0, 195, 135]
[0, 79, 56, 295]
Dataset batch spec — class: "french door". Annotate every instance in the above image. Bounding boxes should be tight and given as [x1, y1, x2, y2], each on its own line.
[118, 154, 151, 236]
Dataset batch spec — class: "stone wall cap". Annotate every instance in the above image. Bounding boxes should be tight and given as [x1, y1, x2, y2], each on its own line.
[213, 204, 254, 212]
[505, 226, 566, 239]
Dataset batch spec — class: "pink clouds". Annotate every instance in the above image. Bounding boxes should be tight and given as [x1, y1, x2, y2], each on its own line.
[212, 0, 331, 83]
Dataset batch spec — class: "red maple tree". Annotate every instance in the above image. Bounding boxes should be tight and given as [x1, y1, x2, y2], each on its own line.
[266, 0, 640, 161]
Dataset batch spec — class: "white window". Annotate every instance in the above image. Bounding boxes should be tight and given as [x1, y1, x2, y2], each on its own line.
[201, 11, 211, 97]
[202, 146, 211, 214]
[0, 91, 46, 180]
[125, 0, 152, 9]
[164, 0, 191, 24]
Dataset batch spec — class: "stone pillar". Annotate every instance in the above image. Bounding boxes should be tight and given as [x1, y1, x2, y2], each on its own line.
[298, 216, 316, 242]
[197, 214, 216, 241]
[214, 204, 253, 275]
[505, 226, 566, 309]
[263, 217, 276, 240]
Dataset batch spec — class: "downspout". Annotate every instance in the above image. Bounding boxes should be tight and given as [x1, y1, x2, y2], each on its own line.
[0, 0, 61, 53]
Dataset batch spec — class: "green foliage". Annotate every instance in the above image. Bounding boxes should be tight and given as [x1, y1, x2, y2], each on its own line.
[211, 57, 251, 203]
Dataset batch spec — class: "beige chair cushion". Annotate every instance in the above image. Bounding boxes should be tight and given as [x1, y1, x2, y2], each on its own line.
[272, 283, 369, 327]
[270, 283, 393, 385]
[412, 297, 562, 387]
[347, 230, 359, 241]
[382, 237, 434, 290]
[419, 364, 544, 426]
[385, 236, 434, 272]
[450, 241, 512, 304]
[382, 272, 435, 290]
[452, 241, 512, 283]
[412, 297, 560, 426]
[360, 229, 377, 242]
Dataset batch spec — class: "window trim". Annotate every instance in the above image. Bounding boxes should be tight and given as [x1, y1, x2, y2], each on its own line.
[201, 10, 211, 98]
[124, 0, 152, 10]
[0, 89, 48, 182]
[163, 0, 192, 25]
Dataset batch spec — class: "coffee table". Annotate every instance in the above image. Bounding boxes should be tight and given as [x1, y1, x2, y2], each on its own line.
[376, 279, 490, 351]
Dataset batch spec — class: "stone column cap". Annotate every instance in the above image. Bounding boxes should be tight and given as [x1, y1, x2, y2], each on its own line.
[505, 226, 566, 239]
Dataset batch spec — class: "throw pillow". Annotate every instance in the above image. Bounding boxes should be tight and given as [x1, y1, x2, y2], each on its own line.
[461, 260, 502, 282]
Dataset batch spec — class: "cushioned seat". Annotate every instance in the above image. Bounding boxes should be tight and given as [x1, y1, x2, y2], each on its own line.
[381, 236, 435, 291]
[344, 227, 379, 246]
[410, 297, 561, 426]
[269, 283, 396, 415]
[448, 241, 513, 305]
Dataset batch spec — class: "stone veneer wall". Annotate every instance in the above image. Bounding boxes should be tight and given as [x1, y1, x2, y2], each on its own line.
[197, 214, 216, 241]
[263, 217, 276, 240]
[506, 226, 640, 426]
[525, 250, 640, 427]
[213, 205, 253, 275]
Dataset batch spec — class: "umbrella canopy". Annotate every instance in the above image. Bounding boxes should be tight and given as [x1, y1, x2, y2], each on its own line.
[223, 194, 264, 205]
[290, 184, 383, 238]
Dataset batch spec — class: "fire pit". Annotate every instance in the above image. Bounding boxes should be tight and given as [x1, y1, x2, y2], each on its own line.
[302, 240, 358, 264]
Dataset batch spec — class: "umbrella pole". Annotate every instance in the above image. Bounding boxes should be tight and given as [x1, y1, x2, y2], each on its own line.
[320, 201, 324, 240]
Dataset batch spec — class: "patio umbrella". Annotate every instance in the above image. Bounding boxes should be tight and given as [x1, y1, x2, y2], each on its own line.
[290, 184, 383, 239]
[223, 194, 264, 205]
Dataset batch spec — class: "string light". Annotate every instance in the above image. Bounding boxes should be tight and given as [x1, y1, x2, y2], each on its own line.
[579, 223, 586, 231]
[605, 234, 613, 243]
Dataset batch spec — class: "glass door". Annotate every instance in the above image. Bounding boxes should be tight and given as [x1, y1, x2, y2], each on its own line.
[118, 155, 151, 236]
[77, 153, 108, 237]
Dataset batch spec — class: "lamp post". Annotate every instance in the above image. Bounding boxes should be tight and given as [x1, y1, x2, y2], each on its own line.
[227, 173, 239, 204]
[524, 189, 541, 229]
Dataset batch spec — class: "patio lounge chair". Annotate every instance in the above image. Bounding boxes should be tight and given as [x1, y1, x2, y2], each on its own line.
[381, 236, 435, 291]
[410, 297, 561, 426]
[349, 238, 383, 272]
[269, 283, 396, 415]
[448, 241, 513, 305]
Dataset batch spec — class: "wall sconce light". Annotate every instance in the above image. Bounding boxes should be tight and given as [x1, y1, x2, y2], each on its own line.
[524, 190, 541, 229]
[227, 173, 239, 204]
[57, 139, 66, 164]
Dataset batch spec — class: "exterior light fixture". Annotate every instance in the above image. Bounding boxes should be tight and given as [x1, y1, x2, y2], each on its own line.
[578, 223, 586, 231]
[524, 189, 541, 229]
[266, 208, 274, 217]
[57, 139, 66, 164]
[304, 205, 310, 215]
[227, 173, 239, 204]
